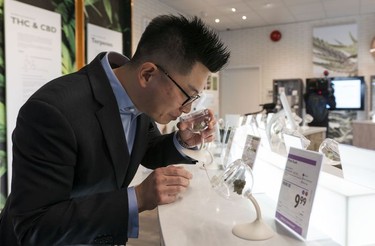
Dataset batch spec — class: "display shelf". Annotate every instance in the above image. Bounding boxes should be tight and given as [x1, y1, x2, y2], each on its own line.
[255, 146, 375, 246]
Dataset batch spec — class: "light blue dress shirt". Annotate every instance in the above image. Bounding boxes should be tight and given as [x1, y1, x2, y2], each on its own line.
[100, 52, 141, 238]
[100, 51, 189, 238]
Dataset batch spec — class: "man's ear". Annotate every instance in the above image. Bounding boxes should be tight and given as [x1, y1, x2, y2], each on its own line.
[138, 62, 157, 88]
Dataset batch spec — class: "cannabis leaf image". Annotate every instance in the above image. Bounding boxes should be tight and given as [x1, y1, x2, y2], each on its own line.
[313, 33, 358, 76]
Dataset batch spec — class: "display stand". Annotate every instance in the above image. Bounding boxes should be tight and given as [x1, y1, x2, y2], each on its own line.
[254, 145, 375, 246]
[273, 78, 303, 117]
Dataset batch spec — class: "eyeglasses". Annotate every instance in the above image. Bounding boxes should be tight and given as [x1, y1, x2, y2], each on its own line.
[156, 64, 200, 107]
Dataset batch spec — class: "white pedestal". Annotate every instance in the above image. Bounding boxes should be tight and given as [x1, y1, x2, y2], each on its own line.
[255, 146, 375, 246]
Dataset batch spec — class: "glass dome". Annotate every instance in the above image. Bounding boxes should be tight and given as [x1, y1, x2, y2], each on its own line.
[211, 159, 254, 200]
[319, 138, 340, 165]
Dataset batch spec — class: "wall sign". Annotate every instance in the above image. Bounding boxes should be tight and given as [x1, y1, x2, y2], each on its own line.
[4, 0, 62, 191]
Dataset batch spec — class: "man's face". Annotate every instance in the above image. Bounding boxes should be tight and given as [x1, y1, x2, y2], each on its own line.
[148, 62, 210, 124]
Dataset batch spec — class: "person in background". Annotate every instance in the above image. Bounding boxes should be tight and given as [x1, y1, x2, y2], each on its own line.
[0, 14, 230, 245]
[304, 76, 336, 136]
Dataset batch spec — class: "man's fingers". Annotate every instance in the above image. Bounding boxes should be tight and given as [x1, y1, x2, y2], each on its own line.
[136, 166, 193, 209]
[158, 166, 193, 179]
[165, 176, 190, 187]
[177, 121, 189, 131]
[154, 170, 191, 187]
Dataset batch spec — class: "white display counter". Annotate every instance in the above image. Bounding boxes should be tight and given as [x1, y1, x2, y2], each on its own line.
[252, 146, 375, 246]
[157, 163, 339, 246]
[155, 144, 375, 246]
[131, 141, 375, 246]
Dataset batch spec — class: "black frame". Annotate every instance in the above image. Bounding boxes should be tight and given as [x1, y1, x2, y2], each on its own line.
[329, 76, 365, 111]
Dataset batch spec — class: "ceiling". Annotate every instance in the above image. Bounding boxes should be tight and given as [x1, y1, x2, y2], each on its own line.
[158, 0, 375, 31]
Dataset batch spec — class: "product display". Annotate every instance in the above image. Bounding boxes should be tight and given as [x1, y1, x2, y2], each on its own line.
[180, 108, 211, 149]
[273, 79, 303, 117]
[180, 108, 211, 133]
[210, 159, 274, 241]
[319, 138, 340, 165]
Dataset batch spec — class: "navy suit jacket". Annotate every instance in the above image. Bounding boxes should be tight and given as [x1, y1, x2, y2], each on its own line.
[0, 53, 193, 245]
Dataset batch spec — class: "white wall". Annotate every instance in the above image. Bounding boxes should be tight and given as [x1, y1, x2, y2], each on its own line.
[131, 0, 181, 55]
[132, 1, 375, 114]
[220, 66, 261, 116]
[218, 14, 375, 112]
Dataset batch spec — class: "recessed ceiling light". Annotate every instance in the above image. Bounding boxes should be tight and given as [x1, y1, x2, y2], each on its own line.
[242, 16, 247, 20]
[215, 18, 220, 23]
[231, 8, 236, 12]
[264, 3, 273, 8]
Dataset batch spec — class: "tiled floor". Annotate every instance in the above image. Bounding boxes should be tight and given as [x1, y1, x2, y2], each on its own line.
[127, 208, 161, 246]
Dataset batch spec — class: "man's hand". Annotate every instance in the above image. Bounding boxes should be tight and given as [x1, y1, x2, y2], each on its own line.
[177, 109, 216, 148]
[135, 165, 193, 212]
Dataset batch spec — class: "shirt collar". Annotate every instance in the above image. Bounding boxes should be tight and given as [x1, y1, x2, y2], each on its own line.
[101, 52, 141, 116]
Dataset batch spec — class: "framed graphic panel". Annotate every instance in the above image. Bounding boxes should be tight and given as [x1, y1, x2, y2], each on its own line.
[85, 0, 132, 59]
[313, 23, 358, 77]
[4, 0, 62, 196]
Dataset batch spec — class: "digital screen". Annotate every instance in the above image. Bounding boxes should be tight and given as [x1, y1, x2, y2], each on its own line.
[330, 77, 365, 110]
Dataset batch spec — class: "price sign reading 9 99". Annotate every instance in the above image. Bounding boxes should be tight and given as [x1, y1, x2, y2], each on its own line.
[276, 147, 323, 239]
[294, 191, 307, 208]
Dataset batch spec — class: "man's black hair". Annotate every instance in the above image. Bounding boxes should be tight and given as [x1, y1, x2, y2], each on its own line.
[131, 14, 230, 74]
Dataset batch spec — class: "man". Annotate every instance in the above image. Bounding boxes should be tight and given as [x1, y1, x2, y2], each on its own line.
[0, 14, 230, 245]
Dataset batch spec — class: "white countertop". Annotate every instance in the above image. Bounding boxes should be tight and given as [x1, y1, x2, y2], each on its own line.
[157, 164, 339, 246]
[130, 142, 375, 246]
[352, 120, 375, 125]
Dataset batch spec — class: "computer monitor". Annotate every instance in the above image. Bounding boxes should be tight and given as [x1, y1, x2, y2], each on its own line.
[330, 76, 365, 110]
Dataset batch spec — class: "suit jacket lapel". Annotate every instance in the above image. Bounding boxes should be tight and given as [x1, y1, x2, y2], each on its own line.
[123, 114, 149, 186]
[87, 53, 129, 188]
[96, 108, 129, 188]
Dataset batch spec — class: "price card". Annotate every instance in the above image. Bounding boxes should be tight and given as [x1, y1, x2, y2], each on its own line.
[222, 125, 260, 167]
[241, 135, 261, 169]
[275, 147, 323, 239]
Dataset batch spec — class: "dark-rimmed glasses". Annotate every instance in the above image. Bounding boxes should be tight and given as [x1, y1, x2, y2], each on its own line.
[156, 64, 200, 107]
